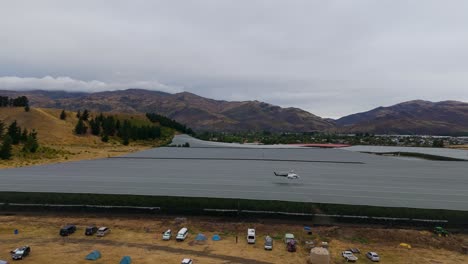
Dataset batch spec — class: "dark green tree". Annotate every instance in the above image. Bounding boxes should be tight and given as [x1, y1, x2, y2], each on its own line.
[74, 119, 87, 135]
[21, 128, 28, 142]
[24, 105, 30, 112]
[0, 135, 13, 160]
[76, 110, 81, 119]
[89, 118, 101, 135]
[101, 134, 109, 143]
[0, 120, 4, 139]
[60, 110, 67, 120]
[122, 135, 130, 145]
[23, 131, 39, 153]
[7, 120, 21, 145]
[82, 109, 90, 121]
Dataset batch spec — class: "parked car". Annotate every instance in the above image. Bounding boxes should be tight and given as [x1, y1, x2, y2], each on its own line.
[176, 227, 188, 241]
[264, 236, 273, 250]
[366, 251, 380, 262]
[247, 228, 256, 244]
[96, 227, 110, 237]
[347, 248, 360, 254]
[85, 226, 98, 236]
[287, 240, 297, 252]
[162, 229, 172, 240]
[284, 233, 295, 244]
[10, 246, 30, 260]
[342, 251, 358, 262]
[181, 258, 193, 264]
[59, 225, 76, 236]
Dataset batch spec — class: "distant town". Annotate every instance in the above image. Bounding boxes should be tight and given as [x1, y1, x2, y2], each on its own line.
[196, 132, 468, 148]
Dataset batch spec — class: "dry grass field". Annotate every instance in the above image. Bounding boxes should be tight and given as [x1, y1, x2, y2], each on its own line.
[0, 214, 466, 264]
[0, 107, 170, 168]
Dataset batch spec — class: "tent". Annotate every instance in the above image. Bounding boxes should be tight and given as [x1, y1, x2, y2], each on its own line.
[119, 256, 132, 264]
[212, 234, 221, 241]
[195, 233, 207, 241]
[399, 243, 412, 249]
[85, 250, 101, 260]
[308, 247, 330, 264]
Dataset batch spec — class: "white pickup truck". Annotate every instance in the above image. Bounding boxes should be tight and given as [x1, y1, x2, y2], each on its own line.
[342, 251, 358, 262]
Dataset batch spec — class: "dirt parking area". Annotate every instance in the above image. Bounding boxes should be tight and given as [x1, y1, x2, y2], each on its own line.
[0, 214, 466, 264]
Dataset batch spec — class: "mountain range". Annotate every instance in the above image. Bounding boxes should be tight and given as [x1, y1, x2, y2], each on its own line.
[1, 89, 467, 135]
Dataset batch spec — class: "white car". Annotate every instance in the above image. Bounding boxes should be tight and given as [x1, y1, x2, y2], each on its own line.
[96, 227, 111, 237]
[342, 251, 358, 262]
[366, 251, 380, 262]
[181, 258, 193, 264]
[162, 229, 172, 240]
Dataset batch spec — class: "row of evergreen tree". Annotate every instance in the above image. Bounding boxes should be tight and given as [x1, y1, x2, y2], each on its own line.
[145, 113, 194, 135]
[0, 120, 39, 160]
[74, 111, 161, 145]
[0, 96, 29, 107]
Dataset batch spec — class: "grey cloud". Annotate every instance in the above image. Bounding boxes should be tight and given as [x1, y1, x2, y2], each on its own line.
[0, 0, 467, 118]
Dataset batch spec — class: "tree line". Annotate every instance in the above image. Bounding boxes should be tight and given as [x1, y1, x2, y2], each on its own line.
[145, 113, 194, 135]
[0, 120, 39, 160]
[73, 110, 161, 145]
[0, 96, 31, 112]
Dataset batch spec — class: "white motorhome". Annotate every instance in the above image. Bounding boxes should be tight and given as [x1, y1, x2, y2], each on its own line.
[247, 228, 256, 244]
[176, 227, 188, 241]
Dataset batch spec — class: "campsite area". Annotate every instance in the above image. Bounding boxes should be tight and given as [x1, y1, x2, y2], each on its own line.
[0, 214, 466, 264]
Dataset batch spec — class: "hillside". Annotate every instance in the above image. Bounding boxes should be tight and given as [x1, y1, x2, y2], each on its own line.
[336, 100, 468, 135]
[0, 89, 334, 132]
[2, 90, 468, 135]
[0, 107, 173, 168]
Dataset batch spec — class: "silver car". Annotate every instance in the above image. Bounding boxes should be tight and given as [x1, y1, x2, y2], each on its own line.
[366, 252, 380, 262]
[96, 227, 110, 237]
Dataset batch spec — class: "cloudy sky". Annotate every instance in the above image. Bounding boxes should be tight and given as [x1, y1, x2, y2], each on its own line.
[1, 0, 467, 118]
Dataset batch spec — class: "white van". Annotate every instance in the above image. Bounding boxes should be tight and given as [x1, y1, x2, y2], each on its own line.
[176, 227, 188, 241]
[247, 228, 256, 244]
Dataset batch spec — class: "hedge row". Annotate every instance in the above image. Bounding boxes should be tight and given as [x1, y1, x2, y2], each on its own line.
[0, 192, 466, 227]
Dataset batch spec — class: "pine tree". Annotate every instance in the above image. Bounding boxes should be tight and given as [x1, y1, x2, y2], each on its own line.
[23, 131, 39, 153]
[74, 119, 87, 135]
[89, 118, 101, 135]
[21, 128, 28, 142]
[7, 121, 21, 145]
[101, 134, 109, 143]
[76, 110, 81, 119]
[0, 135, 13, 160]
[122, 135, 130, 146]
[60, 110, 67, 120]
[0, 121, 4, 139]
[24, 105, 30, 112]
[82, 109, 89, 121]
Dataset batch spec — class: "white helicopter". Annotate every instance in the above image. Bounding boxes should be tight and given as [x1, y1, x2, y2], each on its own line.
[274, 170, 300, 180]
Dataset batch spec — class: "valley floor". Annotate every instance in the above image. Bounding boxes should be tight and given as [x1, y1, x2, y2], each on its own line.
[0, 214, 466, 264]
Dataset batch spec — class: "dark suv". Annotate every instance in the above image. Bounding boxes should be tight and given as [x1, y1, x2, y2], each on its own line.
[60, 225, 76, 236]
[11, 246, 30, 260]
[85, 226, 98, 236]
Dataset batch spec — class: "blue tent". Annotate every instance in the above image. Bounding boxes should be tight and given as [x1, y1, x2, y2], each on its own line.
[195, 233, 207, 241]
[85, 250, 101, 260]
[119, 256, 132, 264]
[212, 234, 221, 241]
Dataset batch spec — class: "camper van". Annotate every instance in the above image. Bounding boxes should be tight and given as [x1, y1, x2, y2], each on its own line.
[247, 228, 256, 244]
[176, 227, 188, 241]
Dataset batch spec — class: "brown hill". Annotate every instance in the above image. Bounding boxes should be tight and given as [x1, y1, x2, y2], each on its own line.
[0, 89, 334, 132]
[0, 107, 169, 168]
[336, 100, 468, 135]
